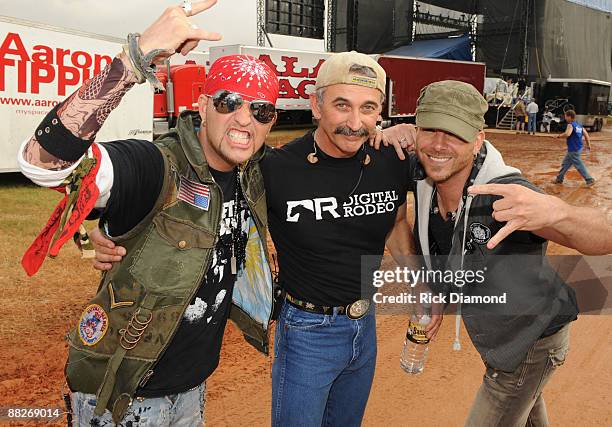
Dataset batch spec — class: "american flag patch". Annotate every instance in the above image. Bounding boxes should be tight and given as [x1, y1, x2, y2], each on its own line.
[178, 176, 210, 210]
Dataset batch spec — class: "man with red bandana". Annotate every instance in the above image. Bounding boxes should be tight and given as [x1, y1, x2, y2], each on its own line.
[18, 2, 279, 425]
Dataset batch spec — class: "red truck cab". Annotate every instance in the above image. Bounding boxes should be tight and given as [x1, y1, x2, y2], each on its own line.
[154, 61, 206, 135]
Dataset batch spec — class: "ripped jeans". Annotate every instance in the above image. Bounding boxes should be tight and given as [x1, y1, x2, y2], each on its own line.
[69, 382, 205, 427]
[465, 324, 570, 427]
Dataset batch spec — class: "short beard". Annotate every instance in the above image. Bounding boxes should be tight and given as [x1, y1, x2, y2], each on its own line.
[424, 153, 474, 184]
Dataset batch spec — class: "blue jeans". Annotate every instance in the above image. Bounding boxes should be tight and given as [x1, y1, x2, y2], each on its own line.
[557, 150, 593, 182]
[528, 113, 537, 133]
[272, 301, 377, 427]
[70, 383, 205, 426]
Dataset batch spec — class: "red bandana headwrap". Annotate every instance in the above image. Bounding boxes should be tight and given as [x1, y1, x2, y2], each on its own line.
[203, 55, 279, 105]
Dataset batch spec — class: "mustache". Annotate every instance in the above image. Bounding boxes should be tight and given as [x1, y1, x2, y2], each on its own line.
[334, 126, 370, 137]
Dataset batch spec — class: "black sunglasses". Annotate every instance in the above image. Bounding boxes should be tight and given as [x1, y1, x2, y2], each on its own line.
[209, 90, 276, 124]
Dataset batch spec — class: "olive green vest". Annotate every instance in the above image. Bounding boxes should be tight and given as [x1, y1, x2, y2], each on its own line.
[64, 111, 273, 423]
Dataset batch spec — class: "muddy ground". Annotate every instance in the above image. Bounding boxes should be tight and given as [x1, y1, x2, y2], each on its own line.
[0, 127, 610, 426]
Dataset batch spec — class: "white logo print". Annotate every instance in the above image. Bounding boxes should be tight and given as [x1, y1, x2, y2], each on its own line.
[470, 222, 492, 244]
[183, 297, 208, 323]
[212, 289, 227, 313]
[285, 191, 398, 222]
[286, 197, 340, 222]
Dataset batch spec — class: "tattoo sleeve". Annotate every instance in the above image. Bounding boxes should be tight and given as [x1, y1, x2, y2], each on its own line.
[23, 54, 138, 170]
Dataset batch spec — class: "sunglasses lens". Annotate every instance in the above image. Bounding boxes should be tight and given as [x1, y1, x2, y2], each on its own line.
[213, 90, 242, 114]
[212, 91, 275, 124]
[250, 101, 276, 124]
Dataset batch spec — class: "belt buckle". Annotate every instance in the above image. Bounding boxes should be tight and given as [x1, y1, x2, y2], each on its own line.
[346, 299, 370, 320]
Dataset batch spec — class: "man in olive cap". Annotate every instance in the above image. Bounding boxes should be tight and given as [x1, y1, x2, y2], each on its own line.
[405, 80, 611, 426]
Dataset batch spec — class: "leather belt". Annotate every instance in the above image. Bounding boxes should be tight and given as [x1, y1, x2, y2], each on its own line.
[285, 293, 371, 320]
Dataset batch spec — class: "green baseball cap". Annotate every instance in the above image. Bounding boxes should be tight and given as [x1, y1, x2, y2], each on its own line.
[415, 80, 488, 143]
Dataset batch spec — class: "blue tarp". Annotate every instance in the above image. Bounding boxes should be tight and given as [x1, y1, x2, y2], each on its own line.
[385, 35, 472, 61]
[565, 0, 612, 13]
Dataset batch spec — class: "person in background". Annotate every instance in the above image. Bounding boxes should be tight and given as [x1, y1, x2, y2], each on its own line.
[513, 98, 526, 134]
[553, 109, 595, 186]
[541, 107, 553, 133]
[526, 98, 539, 135]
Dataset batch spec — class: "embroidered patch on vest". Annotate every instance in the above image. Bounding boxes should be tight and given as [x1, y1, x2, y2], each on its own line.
[178, 176, 210, 211]
[78, 304, 109, 346]
[469, 222, 491, 245]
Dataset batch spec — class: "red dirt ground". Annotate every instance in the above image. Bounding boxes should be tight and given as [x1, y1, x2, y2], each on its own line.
[0, 128, 610, 426]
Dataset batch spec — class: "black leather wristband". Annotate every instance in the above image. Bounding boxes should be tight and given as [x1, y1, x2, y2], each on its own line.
[34, 104, 93, 162]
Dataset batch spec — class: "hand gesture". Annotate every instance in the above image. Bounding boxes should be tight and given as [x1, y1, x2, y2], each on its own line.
[138, 0, 222, 62]
[468, 183, 562, 249]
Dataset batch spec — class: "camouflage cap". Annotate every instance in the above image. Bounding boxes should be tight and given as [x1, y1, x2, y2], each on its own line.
[415, 80, 488, 143]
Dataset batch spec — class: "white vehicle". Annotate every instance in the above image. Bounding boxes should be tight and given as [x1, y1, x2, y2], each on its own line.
[0, 16, 153, 172]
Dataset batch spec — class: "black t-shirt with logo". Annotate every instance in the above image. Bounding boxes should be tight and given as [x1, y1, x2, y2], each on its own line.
[260, 131, 415, 306]
[99, 140, 250, 397]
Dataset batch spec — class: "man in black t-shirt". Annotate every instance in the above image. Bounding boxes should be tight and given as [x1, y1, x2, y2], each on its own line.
[261, 51, 434, 427]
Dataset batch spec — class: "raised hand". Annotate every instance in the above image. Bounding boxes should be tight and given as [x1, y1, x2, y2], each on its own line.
[467, 183, 561, 249]
[138, 0, 222, 62]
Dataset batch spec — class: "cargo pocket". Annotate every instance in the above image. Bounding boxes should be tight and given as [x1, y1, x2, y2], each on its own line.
[65, 342, 113, 395]
[129, 214, 215, 297]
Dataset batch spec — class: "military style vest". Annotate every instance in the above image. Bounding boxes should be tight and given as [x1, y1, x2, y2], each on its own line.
[64, 111, 274, 423]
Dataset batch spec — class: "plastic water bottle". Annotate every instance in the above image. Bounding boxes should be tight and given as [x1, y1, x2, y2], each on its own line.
[400, 311, 431, 375]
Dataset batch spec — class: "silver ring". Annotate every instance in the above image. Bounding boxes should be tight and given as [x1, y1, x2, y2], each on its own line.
[182, 0, 192, 16]
[399, 137, 408, 148]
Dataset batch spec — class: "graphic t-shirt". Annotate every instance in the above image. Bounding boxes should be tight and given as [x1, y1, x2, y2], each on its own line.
[99, 140, 250, 397]
[260, 131, 416, 306]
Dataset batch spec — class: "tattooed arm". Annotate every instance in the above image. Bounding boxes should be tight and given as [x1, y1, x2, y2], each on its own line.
[22, 54, 137, 170]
